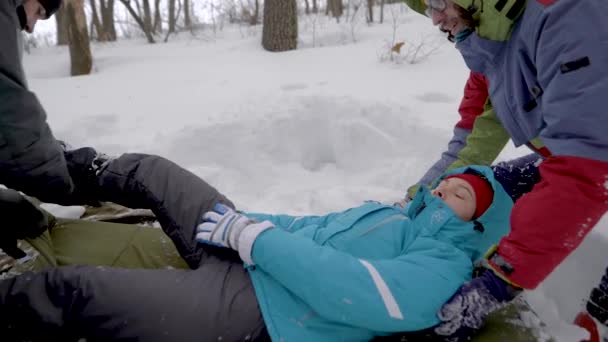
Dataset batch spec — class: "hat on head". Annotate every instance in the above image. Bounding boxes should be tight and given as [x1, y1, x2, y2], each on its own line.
[446, 172, 494, 219]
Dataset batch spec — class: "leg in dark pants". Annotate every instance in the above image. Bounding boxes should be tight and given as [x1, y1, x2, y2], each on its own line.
[0, 255, 266, 342]
[66, 151, 235, 268]
[0, 151, 268, 341]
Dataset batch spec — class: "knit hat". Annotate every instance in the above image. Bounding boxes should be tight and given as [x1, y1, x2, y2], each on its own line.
[39, 0, 61, 18]
[446, 172, 494, 219]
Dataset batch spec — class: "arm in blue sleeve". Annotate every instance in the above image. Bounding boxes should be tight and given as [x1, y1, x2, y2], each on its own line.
[536, 1, 608, 161]
[418, 126, 471, 186]
[246, 211, 342, 233]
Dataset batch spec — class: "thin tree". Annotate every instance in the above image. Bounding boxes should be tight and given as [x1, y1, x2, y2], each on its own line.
[153, 0, 162, 33]
[89, 0, 104, 40]
[183, 0, 191, 30]
[262, 0, 297, 52]
[65, 0, 92, 75]
[90, 0, 116, 41]
[367, 0, 374, 23]
[142, 0, 153, 34]
[119, 0, 156, 43]
[100, 0, 117, 40]
[168, 0, 176, 33]
[55, 4, 69, 45]
[248, 0, 260, 25]
[327, 0, 343, 22]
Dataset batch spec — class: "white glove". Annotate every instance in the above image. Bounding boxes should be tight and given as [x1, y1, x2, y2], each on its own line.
[196, 203, 274, 265]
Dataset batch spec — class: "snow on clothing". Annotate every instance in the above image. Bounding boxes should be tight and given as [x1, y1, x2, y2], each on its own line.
[456, 0, 608, 289]
[0, 153, 513, 341]
[0, 0, 75, 204]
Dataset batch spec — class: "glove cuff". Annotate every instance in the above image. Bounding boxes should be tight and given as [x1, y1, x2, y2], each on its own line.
[237, 221, 274, 265]
[481, 269, 522, 304]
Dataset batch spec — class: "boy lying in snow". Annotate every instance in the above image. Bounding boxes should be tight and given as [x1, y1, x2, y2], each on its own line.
[0, 153, 513, 342]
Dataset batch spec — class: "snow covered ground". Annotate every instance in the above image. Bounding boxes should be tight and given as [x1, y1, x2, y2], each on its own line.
[24, 5, 607, 341]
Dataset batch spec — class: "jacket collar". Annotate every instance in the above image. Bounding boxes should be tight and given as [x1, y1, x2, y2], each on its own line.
[455, 32, 506, 75]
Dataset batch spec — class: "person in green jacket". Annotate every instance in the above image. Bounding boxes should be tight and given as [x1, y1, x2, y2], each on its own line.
[400, 0, 541, 204]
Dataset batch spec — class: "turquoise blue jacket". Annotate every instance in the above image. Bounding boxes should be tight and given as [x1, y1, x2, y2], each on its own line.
[246, 166, 513, 341]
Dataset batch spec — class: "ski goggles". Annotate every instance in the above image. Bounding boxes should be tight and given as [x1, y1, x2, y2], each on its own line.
[424, 0, 449, 17]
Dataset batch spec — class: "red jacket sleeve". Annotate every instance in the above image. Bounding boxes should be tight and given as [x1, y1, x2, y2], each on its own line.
[456, 72, 488, 130]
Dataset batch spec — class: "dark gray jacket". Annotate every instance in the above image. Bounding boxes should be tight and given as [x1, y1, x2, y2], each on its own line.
[0, 0, 74, 203]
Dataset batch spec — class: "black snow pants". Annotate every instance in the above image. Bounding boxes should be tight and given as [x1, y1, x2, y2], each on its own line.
[0, 153, 269, 342]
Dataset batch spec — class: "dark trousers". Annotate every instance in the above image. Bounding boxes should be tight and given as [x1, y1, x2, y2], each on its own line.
[0, 153, 268, 342]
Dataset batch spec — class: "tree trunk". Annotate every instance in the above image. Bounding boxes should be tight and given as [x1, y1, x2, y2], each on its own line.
[100, 0, 117, 41]
[142, 0, 153, 35]
[119, 0, 156, 43]
[66, 0, 92, 76]
[153, 0, 162, 33]
[55, 4, 69, 45]
[328, 0, 343, 21]
[183, 0, 191, 29]
[312, 0, 318, 13]
[262, 0, 297, 52]
[367, 0, 374, 23]
[249, 0, 259, 25]
[89, 0, 104, 41]
[168, 0, 176, 33]
[380, 0, 385, 23]
[304, 0, 310, 15]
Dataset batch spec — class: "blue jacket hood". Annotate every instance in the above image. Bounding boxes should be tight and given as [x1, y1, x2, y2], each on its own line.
[407, 165, 513, 262]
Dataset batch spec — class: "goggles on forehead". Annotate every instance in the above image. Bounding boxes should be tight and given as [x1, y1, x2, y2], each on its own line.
[424, 0, 448, 16]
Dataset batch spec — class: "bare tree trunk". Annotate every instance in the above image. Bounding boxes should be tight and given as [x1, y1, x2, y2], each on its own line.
[328, 0, 343, 21]
[312, 0, 318, 13]
[262, 0, 297, 52]
[55, 4, 69, 45]
[250, 0, 259, 25]
[119, 0, 156, 43]
[153, 0, 162, 33]
[142, 0, 153, 35]
[66, 0, 92, 75]
[367, 0, 373, 23]
[380, 0, 385, 23]
[183, 0, 191, 29]
[168, 0, 176, 33]
[100, 0, 117, 41]
[304, 0, 310, 15]
[89, 0, 105, 41]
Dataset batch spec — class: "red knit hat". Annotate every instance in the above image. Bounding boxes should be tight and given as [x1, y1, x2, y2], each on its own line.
[446, 173, 494, 219]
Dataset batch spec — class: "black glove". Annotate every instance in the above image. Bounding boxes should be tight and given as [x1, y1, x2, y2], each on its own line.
[0, 188, 49, 259]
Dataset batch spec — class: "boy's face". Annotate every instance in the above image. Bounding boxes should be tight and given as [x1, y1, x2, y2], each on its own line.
[22, 0, 47, 33]
[431, 177, 476, 221]
[424, 0, 470, 36]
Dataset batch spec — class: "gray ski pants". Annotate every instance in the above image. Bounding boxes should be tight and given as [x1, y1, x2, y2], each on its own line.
[0, 153, 268, 342]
